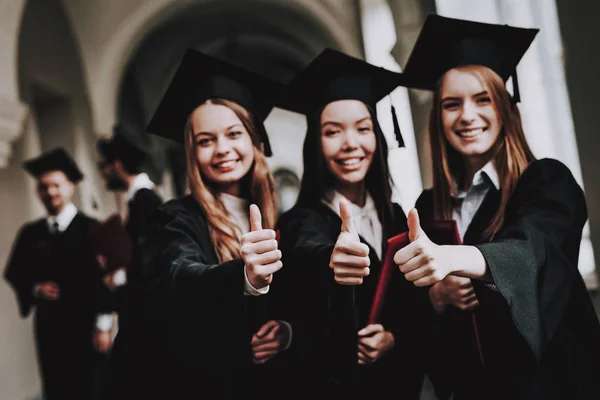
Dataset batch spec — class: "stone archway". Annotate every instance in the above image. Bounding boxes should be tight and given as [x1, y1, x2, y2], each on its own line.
[109, 0, 366, 196]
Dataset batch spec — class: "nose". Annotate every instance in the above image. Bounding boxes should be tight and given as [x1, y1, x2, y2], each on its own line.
[342, 130, 359, 150]
[47, 186, 58, 197]
[459, 101, 477, 124]
[215, 137, 232, 155]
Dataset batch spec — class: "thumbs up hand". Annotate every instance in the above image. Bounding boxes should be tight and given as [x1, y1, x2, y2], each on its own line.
[329, 199, 370, 285]
[393, 209, 450, 287]
[241, 204, 282, 290]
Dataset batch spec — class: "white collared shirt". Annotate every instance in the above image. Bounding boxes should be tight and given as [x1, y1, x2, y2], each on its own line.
[451, 161, 500, 291]
[125, 173, 156, 202]
[219, 192, 268, 296]
[451, 161, 500, 242]
[46, 203, 78, 233]
[323, 190, 383, 260]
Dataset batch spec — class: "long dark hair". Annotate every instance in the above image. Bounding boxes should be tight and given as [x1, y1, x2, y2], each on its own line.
[296, 103, 395, 233]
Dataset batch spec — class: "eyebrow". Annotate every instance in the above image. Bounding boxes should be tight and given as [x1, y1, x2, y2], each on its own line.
[441, 90, 488, 102]
[321, 116, 372, 127]
[194, 124, 243, 137]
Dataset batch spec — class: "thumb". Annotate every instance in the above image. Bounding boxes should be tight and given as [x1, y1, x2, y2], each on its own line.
[407, 208, 424, 242]
[339, 199, 357, 236]
[358, 324, 383, 337]
[249, 204, 263, 231]
[255, 320, 278, 338]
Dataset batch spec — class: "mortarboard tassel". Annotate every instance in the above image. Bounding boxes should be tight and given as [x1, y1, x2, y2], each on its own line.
[391, 104, 405, 148]
[511, 68, 521, 103]
[262, 135, 273, 157]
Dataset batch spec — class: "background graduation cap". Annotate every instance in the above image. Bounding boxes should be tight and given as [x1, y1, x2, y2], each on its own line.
[146, 49, 284, 156]
[402, 14, 539, 102]
[283, 48, 406, 148]
[97, 123, 150, 172]
[23, 147, 84, 183]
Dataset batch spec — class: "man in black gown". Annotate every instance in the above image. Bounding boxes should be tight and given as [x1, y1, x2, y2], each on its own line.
[4, 147, 113, 400]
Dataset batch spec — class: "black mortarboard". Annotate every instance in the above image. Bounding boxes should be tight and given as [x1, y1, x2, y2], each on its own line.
[97, 123, 148, 170]
[23, 147, 83, 183]
[146, 49, 283, 156]
[283, 48, 405, 147]
[402, 15, 539, 102]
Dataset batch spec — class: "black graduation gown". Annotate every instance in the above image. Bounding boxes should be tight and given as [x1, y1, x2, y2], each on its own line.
[3, 213, 113, 400]
[417, 158, 600, 400]
[103, 187, 162, 399]
[118, 195, 263, 400]
[269, 201, 431, 400]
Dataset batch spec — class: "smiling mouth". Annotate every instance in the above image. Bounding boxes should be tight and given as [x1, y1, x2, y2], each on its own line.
[335, 157, 365, 166]
[213, 159, 240, 169]
[456, 127, 487, 138]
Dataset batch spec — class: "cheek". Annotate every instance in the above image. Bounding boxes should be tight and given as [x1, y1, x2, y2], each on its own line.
[239, 137, 255, 161]
[363, 134, 376, 155]
[320, 137, 340, 161]
[195, 147, 214, 174]
[441, 111, 456, 134]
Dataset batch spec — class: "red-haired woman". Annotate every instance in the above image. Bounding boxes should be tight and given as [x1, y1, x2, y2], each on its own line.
[395, 15, 600, 400]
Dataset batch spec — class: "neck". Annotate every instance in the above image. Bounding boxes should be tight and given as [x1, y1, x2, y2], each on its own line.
[462, 155, 491, 191]
[218, 182, 242, 198]
[334, 181, 366, 207]
[47, 203, 67, 217]
[124, 173, 138, 190]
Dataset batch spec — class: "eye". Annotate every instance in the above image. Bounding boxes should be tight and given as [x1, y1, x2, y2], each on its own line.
[476, 96, 491, 105]
[323, 130, 340, 137]
[442, 101, 460, 110]
[228, 130, 243, 138]
[196, 138, 213, 147]
[358, 127, 372, 133]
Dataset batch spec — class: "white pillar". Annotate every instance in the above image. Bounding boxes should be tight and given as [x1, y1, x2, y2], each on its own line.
[434, 0, 598, 288]
[360, 0, 423, 213]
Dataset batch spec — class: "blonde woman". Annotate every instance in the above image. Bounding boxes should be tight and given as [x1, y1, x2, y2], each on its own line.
[105, 50, 288, 400]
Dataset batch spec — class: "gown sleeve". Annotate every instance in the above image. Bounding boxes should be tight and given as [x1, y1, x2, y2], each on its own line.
[474, 158, 588, 360]
[4, 226, 36, 318]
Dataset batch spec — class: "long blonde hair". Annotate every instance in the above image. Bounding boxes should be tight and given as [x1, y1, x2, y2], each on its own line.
[184, 98, 278, 262]
[429, 65, 536, 240]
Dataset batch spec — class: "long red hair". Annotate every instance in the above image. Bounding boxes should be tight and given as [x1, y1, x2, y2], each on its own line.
[429, 65, 536, 239]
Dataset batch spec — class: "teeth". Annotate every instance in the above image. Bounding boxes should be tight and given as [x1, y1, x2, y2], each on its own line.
[459, 128, 484, 137]
[339, 158, 361, 165]
[215, 160, 237, 168]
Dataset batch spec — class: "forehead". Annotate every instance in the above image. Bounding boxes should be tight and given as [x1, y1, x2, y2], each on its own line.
[321, 100, 372, 123]
[38, 170, 70, 184]
[190, 103, 244, 133]
[440, 69, 487, 97]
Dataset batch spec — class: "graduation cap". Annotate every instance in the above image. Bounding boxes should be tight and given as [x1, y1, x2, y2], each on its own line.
[97, 123, 149, 170]
[283, 48, 405, 148]
[402, 15, 539, 102]
[146, 49, 283, 156]
[23, 147, 83, 183]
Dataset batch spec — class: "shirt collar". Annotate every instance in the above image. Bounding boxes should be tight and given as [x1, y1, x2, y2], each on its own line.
[126, 173, 156, 201]
[452, 161, 500, 198]
[47, 202, 77, 232]
[323, 190, 376, 218]
[219, 193, 250, 237]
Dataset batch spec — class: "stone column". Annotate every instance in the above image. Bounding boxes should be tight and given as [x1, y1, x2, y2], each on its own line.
[360, 0, 423, 212]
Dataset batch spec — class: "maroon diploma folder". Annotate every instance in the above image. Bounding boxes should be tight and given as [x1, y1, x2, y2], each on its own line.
[368, 219, 485, 365]
[91, 214, 134, 272]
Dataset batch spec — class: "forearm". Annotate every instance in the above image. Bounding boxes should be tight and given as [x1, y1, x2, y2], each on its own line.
[441, 245, 492, 281]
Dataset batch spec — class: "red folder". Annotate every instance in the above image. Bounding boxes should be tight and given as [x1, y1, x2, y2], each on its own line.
[90, 214, 134, 272]
[367, 219, 484, 366]
[368, 232, 410, 325]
